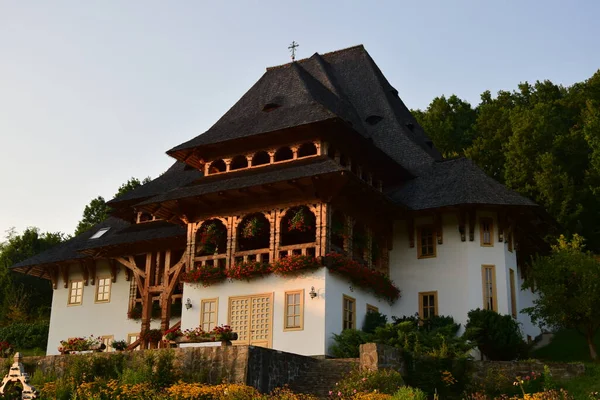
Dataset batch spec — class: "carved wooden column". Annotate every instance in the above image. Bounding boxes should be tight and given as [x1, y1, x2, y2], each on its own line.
[344, 216, 354, 255]
[230, 216, 241, 265]
[269, 209, 278, 262]
[225, 216, 234, 269]
[141, 253, 153, 349]
[224, 158, 232, 172]
[321, 203, 332, 256]
[246, 154, 253, 168]
[160, 250, 172, 333]
[291, 145, 299, 159]
[268, 150, 275, 164]
[315, 141, 323, 156]
[366, 228, 373, 268]
[187, 223, 197, 272]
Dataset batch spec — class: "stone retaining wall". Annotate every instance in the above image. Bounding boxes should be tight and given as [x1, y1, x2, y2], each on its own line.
[471, 360, 586, 383]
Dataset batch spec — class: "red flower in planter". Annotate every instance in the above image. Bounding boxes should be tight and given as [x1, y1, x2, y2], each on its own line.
[180, 263, 227, 287]
[271, 255, 321, 276]
[227, 261, 271, 282]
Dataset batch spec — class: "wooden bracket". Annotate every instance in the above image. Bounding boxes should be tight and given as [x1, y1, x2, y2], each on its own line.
[125, 269, 132, 281]
[60, 265, 69, 288]
[457, 209, 466, 242]
[109, 259, 118, 283]
[434, 214, 443, 245]
[407, 217, 415, 248]
[50, 266, 59, 290]
[498, 212, 507, 243]
[468, 212, 476, 242]
[80, 262, 89, 286]
[88, 260, 97, 286]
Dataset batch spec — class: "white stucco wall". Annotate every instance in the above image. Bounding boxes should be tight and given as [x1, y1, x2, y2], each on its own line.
[182, 269, 327, 356]
[389, 211, 540, 338]
[46, 260, 174, 355]
[324, 270, 392, 355]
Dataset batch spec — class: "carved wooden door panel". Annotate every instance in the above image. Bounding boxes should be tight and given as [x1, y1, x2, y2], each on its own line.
[228, 293, 273, 348]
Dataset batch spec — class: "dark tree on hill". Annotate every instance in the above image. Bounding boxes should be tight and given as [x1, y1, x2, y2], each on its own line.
[415, 70, 600, 252]
[74, 176, 151, 235]
[0, 228, 67, 323]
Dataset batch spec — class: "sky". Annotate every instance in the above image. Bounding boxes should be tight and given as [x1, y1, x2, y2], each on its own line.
[1, 0, 599, 238]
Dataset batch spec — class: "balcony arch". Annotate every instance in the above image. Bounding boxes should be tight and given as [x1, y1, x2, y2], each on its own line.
[237, 213, 270, 251]
[195, 219, 227, 256]
[274, 146, 293, 162]
[230, 155, 248, 171]
[331, 210, 347, 251]
[280, 206, 316, 246]
[252, 151, 270, 167]
[297, 142, 317, 158]
[208, 159, 226, 174]
[353, 223, 368, 262]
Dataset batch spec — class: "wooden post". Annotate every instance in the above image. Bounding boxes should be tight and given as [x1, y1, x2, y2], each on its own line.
[141, 253, 153, 348]
[269, 209, 278, 262]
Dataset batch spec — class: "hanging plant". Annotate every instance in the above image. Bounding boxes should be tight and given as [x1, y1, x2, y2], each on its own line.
[241, 216, 265, 239]
[141, 329, 163, 343]
[180, 263, 227, 287]
[287, 208, 314, 232]
[271, 255, 321, 275]
[197, 222, 225, 255]
[127, 303, 142, 320]
[227, 261, 271, 281]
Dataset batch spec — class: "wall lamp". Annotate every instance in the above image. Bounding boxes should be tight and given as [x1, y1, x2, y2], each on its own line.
[309, 287, 317, 299]
[185, 298, 193, 310]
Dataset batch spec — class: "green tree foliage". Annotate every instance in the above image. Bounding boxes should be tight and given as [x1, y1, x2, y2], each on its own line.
[414, 70, 600, 251]
[74, 176, 151, 235]
[0, 228, 67, 324]
[522, 234, 600, 361]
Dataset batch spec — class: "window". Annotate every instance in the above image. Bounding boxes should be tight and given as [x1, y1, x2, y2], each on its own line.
[342, 295, 356, 330]
[89, 227, 110, 240]
[95, 277, 111, 303]
[417, 225, 436, 258]
[68, 280, 84, 305]
[510, 269, 517, 318]
[127, 333, 139, 351]
[418, 291, 438, 319]
[284, 290, 304, 331]
[200, 299, 218, 332]
[366, 304, 379, 314]
[480, 218, 494, 246]
[101, 335, 113, 352]
[482, 265, 497, 311]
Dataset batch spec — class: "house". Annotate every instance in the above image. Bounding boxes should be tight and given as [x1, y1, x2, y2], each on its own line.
[11, 45, 546, 356]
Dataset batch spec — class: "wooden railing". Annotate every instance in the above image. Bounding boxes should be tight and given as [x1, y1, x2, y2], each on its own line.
[233, 248, 270, 264]
[277, 243, 317, 259]
[194, 254, 227, 269]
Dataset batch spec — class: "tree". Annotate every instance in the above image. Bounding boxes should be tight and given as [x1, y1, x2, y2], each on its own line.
[74, 176, 151, 235]
[0, 228, 67, 323]
[523, 234, 600, 361]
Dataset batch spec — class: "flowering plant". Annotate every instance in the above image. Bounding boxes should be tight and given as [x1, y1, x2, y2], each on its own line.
[212, 325, 235, 341]
[59, 335, 103, 352]
[127, 303, 143, 320]
[164, 326, 183, 341]
[180, 263, 227, 287]
[325, 252, 400, 304]
[241, 216, 265, 239]
[196, 222, 225, 255]
[0, 341, 13, 357]
[271, 254, 321, 276]
[287, 208, 314, 232]
[140, 329, 163, 343]
[227, 260, 271, 281]
[111, 340, 128, 351]
[183, 327, 209, 341]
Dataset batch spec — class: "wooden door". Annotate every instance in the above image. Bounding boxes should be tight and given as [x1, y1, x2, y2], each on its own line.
[228, 293, 273, 348]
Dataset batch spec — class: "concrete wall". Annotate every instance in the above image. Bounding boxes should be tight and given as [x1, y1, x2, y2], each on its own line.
[182, 269, 327, 356]
[46, 260, 177, 355]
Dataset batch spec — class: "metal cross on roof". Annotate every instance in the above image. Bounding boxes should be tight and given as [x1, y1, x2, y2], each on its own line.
[288, 41, 299, 61]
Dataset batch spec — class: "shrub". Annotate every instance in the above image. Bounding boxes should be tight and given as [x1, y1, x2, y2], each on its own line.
[331, 369, 404, 398]
[463, 308, 528, 360]
[362, 311, 387, 334]
[0, 321, 49, 350]
[330, 329, 372, 358]
[391, 386, 427, 400]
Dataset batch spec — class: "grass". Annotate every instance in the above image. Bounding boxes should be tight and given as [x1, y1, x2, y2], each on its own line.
[530, 329, 599, 399]
[532, 329, 600, 362]
[17, 347, 46, 356]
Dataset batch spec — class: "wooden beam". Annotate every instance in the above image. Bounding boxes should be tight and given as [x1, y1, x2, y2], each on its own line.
[79, 262, 89, 286]
[457, 209, 467, 242]
[114, 256, 146, 279]
[50, 266, 59, 290]
[125, 268, 132, 281]
[60, 265, 69, 288]
[109, 259, 118, 283]
[434, 213, 443, 245]
[88, 260, 96, 286]
[468, 211, 476, 242]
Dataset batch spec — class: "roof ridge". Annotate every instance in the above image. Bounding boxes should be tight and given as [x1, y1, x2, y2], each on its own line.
[266, 45, 365, 71]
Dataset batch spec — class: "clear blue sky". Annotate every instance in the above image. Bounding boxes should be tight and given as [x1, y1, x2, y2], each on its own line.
[1, 0, 599, 238]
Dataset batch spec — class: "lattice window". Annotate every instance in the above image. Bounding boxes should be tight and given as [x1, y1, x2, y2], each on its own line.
[417, 225, 436, 258]
[284, 290, 303, 331]
[250, 296, 271, 343]
[419, 291, 438, 319]
[367, 304, 378, 314]
[482, 265, 497, 311]
[343, 295, 356, 330]
[68, 280, 84, 305]
[101, 335, 113, 352]
[229, 297, 250, 344]
[200, 299, 218, 331]
[480, 218, 494, 246]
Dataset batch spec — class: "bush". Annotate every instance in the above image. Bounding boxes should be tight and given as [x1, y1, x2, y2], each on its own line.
[330, 329, 372, 358]
[0, 321, 49, 350]
[392, 386, 427, 400]
[463, 308, 528, 360]
[331, 369, 405, 397]
[362, 311, 387, 334]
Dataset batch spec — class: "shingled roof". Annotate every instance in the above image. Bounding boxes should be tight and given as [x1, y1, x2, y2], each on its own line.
[168, 45, 441, 174]
[387, 158, 536, 210]
[107, 161, 202, 205]
[138, 157, 346, 206]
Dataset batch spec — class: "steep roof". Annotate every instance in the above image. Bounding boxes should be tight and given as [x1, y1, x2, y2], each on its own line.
[168, 45, 440, 174]
[387, 158, 537, 210]
[107, 161, 203, 206]
[138, 157, 345, 206]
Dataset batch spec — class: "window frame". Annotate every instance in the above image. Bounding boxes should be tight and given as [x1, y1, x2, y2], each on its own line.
[366, 304, 379, 314]
[200, 298, 219, 332]
[416, 225, 437, 259]
[342, 295, 356, 330]
[127, 333, 140, 351]
[283, 289, 304, 331]
[418, 291, 438, 319]
[480, 217, 494, 247]
[95, 276, 112, 303]
[68, 280, 84, 306]
[481, 265, 498, 312]
[100, 335, 114, 352]
[510, 268, 517, 318]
